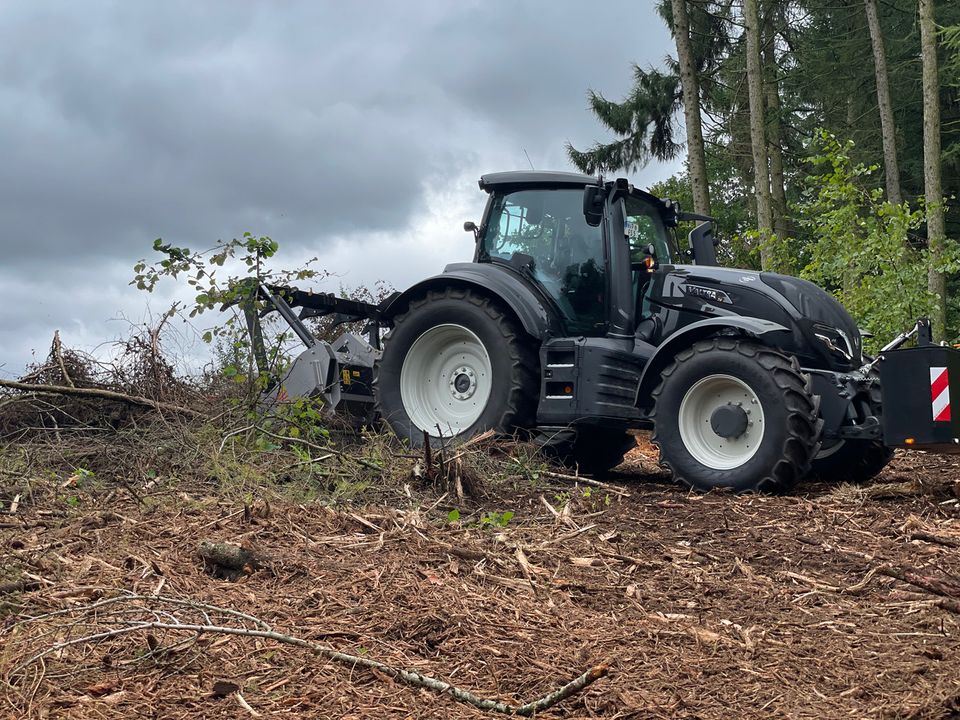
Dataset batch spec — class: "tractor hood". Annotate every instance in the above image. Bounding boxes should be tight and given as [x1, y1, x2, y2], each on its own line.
[650, 265, 863, 370]
[760, 272, 863, 366]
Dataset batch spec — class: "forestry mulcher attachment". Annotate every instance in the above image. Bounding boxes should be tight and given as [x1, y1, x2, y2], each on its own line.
[244, 171, 960, 492]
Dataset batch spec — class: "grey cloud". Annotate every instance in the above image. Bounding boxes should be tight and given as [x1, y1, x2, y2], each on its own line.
[0, 0, 674, 373]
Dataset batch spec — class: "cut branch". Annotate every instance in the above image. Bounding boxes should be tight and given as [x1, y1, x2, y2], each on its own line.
[11, 602, 609, 716]
[879, 565, 960, 600]
[0, 379, 203, 418]
[52, 331, 75, 388]
[910, 531, 960, 549]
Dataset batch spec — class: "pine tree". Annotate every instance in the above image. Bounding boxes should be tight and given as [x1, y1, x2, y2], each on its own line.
[566, 68, 682, 175]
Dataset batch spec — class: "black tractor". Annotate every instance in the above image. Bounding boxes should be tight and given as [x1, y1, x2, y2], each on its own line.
[250, 171, 958, 492]
[369, 171, 892, 492]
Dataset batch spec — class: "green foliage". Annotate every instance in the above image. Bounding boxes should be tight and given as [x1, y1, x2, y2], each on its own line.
[447, 509, 460, 523]
[649, 151, 757, 268]
[793, 131, 960, 349]
[267, 397, 331, 445]
[132, 232, 319, 337]
[132, 233, 329, 407]
[479, 510, 514, 528]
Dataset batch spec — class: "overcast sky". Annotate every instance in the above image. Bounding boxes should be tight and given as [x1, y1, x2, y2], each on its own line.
[0, 1, 679, 376]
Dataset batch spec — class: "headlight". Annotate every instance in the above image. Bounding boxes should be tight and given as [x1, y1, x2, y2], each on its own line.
[813, 324, 853, 360]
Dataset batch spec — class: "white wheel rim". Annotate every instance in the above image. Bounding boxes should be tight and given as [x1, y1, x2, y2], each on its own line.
[678, 374, 765, 470]
[399, 323, 492, 436]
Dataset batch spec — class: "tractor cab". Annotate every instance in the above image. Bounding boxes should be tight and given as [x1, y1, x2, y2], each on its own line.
[474, 171, 680, 339]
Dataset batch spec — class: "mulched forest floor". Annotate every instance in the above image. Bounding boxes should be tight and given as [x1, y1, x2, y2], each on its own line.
[2, 439, 960, 719]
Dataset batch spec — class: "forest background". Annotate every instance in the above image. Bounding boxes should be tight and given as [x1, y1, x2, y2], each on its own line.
[567, 0, 960, 348]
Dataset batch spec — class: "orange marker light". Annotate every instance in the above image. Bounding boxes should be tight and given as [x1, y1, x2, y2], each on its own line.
[564, 386, 573, 394]
[905, 438, 915, 445]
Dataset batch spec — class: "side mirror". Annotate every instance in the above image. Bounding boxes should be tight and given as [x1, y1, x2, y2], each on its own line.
[582, 186, 604, 227]
[463, 220, 479, 240]
[689, 221, 718, 266]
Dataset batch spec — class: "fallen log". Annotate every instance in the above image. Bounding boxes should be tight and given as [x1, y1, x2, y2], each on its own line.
[0, 579, 41, 595]
[0, 379, 202, 418]
[198, 541, 259, 580]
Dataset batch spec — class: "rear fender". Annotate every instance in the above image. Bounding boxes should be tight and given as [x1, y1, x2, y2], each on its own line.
[379, 263, 557, 340]
[635, 317, 790, 411]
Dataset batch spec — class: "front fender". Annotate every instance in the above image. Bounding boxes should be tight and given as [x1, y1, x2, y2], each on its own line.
[380, 262, 557, 339]
[635, 317, 790, 410]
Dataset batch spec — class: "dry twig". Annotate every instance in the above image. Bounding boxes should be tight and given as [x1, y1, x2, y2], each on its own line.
[7, 594, 608, 716]
[540, 470, 631, 497]
[52, 331, 74, 388]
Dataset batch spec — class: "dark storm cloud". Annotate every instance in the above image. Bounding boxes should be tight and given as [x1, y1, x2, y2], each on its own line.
[0, 2, 465, 264]
[0, 0, 673, 373]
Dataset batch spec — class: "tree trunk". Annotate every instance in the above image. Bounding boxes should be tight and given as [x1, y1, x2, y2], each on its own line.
[744, 0, 774, 269]
[864, 0, 903, 205]
[920, 0, 947, 339]
[671, 0, 711, 217]
[762, 3, 789, 245]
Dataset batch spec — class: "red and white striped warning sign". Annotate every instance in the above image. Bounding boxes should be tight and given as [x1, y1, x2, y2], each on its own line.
[931, 366, 951, 422]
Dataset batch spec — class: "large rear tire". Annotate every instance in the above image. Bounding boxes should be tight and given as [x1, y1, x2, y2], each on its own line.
[651, 338, 822, 492]
[374, 288, 538, 446]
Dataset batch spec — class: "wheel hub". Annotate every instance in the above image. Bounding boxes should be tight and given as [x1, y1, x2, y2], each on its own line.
[710, 403, 749, 438]
[449, 366, 477, 400]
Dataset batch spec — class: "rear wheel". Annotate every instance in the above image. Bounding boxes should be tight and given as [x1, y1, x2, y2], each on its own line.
[374, 288, 538, 446]
[651, 338, 822, 492]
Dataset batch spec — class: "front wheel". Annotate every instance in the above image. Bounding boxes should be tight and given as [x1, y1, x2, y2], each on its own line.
[651, 338, 822, 493]
[374, 288, 538, 446]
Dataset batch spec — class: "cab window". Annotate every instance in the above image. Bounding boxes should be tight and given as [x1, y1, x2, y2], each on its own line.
[624, 195, 672, 264]
[481, 188, 607, 334]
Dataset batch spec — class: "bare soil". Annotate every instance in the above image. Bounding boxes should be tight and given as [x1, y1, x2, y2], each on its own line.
[2, 438, 960, 719]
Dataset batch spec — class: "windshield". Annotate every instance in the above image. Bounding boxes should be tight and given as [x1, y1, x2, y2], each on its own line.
[624, 194, 672, 264]
[481, 188, 607, 334]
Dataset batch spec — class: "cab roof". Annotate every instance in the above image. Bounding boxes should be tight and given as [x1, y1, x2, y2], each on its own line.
[478, 171, 597, 191]
[477, 170, 670, 217]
